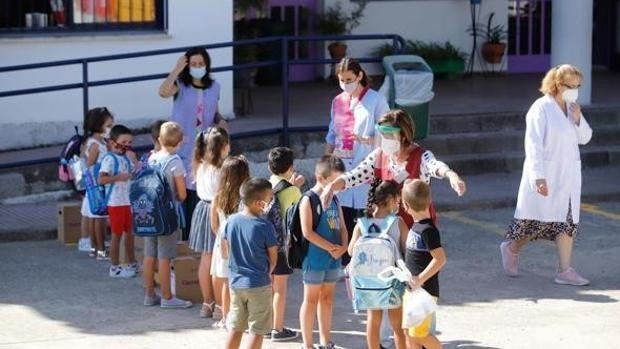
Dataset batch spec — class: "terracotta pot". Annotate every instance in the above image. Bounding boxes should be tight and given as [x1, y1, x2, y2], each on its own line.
[328, 42, 347, 60]
[481, 42, 506, 64]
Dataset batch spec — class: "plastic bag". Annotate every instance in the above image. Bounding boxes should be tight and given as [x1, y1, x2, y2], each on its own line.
[68, 155, 86, 191]
[403, 287, 438, 328]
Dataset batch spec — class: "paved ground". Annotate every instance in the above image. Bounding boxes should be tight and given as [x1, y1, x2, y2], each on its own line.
[1, 201, 619, 349]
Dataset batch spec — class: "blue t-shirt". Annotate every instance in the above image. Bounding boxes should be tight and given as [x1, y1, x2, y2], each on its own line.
[302, 196, 342, 271]
[223, 212, 277, 289]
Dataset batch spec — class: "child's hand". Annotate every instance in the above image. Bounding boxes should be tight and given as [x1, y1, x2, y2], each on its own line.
[290, 172, 305, 188]
[126, 150, 138, 162]
[117, 173, 131, 182]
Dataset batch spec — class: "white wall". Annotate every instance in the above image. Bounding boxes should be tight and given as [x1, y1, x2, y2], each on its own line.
[323, 0, 507, 75]
[0, 0, 233, 151]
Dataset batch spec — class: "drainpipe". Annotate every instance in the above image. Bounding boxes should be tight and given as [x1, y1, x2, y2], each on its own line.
[551, 0, 593, 105]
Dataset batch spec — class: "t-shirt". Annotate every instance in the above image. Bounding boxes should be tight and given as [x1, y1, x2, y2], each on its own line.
[302, 191, 342, 271]
[405, 218, 442, 297]
[196, 163, 219, 201]
[147, 151, 186, 202]
[269, 174, 302, 220]
[99, 152, 133, 206]
[85, 137, 108, 165]
[223, 212, 277, 289]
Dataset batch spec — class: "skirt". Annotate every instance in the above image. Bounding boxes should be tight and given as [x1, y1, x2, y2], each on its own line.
[188, 200, 215, 253]
[506, 202, 578, 241]
[211, 230, 229, 278]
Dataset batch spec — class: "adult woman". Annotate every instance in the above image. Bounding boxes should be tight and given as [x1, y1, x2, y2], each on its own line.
[323, 109, 466, 229]
[500, 64, 592, 286]
[159, 47, 228, 240]
[325, 57, 390, 264]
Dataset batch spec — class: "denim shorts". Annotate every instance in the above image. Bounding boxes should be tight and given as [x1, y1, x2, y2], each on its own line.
[302, 267, 342, 285]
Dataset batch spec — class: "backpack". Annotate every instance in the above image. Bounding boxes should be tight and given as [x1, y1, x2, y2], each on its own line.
[83, 153, 121, 216]
[264, 179, 293, 253]
[286, 191, 326, 269]
[130, 155, 180, 237]
[58, 126, 85, 188]
[349, 215, 405, 311]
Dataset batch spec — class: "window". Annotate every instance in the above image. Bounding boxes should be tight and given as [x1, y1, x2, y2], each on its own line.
[0, 0, 166, 34]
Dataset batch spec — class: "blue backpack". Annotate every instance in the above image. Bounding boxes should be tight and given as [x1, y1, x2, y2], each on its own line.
[130, 155, 181, 237]
[349, 215, 405, 311]
[83, 153, 123, 216]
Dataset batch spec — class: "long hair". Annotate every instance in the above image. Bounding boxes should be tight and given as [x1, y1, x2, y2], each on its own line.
[191, 126, 230, 178]
[178, 47, 214, 88]
[335, 57, 369, 87]
[213, 156, 250, 215]
[377, 109, 415, 147]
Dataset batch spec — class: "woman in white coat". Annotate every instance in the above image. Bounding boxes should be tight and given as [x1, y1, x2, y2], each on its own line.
[500, 64, 592, 286]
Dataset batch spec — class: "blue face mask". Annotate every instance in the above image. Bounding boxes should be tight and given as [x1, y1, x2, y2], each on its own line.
[189, 66, 206, 79]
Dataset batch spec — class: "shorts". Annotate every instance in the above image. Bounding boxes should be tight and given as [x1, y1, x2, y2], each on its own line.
[108, 205, 132, 235]
[402, 292, 437, 338]
[229, 285, 273, 335]
[302, 267, 341, 285]
[81, 196, 107, 219]
[144, 230, 179, 259]
[272, 251, 293, 276]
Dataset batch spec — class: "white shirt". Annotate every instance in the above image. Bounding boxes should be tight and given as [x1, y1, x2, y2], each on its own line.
[99, 152, 133, 206]
[85, 137, 108, 165]
[195, 163, 219, 201]
[514, 95, 592, 223]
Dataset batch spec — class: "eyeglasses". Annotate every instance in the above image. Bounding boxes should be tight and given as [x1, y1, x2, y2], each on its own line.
[562, 83, 581, 89]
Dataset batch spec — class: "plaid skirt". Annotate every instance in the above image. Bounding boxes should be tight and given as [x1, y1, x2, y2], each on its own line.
[506, 202, 578, 241]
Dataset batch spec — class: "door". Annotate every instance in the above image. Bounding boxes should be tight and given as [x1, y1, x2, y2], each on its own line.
[507, 0, 552, 73]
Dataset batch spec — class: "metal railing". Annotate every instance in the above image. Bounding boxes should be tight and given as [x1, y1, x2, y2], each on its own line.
[0, 34, 405, 170]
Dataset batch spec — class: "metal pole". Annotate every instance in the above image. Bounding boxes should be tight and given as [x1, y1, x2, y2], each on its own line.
[281, 37, 290, 146]
[82, 59, 88, 126]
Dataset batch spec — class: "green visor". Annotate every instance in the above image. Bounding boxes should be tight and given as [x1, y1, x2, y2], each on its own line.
[375, 124, 401, 134]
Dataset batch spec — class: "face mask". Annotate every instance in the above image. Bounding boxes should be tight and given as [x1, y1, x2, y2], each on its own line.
[380, 135, 401, 155]
[339, 80, 358, 94]
[562, 88, 578, 104]
[261, 201, 271, 215]
[189, 67, 206, 79]
[103, 127, 112, 139]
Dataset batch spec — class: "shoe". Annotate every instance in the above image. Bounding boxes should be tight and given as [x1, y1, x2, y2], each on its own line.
[200, 302, 215, 318]
[88, 248, 96, 258]
[144, 294, 161, 306]
[109, 265, 136, 278]
[500, 241, 519, 277]
[213, 304, 223, 321]
[96, 249, 110, 261]
[78, 238, 91, 252]
[128, 262, 140, 274]
[212, 318, 228, 330]
[271, 327, 298, 342]
[161, 296, 192, 309]
[317, 342, 336, 349]
[554, 267, 590, 286]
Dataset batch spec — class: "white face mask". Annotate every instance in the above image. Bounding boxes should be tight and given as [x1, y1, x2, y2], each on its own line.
[562, 88, 578, 104]
[189, 66, 206, 79]
[339, 80, 358, 94]
[380, 135, 400, 155]
[103, 127, 112, 139]
[261, 201, 271, 215]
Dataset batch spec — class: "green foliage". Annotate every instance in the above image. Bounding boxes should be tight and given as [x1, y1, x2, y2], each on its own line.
[373, 40, 466, 62]
[316, 1, 367, 35]
[467, 12, 508, 44]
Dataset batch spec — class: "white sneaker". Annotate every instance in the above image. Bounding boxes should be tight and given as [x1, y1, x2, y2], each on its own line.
[109, 265, 136, 279]
[78, 238, 91, 252]
[161, 296, 192, 309]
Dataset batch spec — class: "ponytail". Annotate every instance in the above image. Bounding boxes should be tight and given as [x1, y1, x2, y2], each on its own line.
[192, 126, 230, 178]
[336, 57, 370, 87]
[192, 131, 207, 179]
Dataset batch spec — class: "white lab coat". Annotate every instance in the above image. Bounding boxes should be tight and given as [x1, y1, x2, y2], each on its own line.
[514, 95, 592, 224]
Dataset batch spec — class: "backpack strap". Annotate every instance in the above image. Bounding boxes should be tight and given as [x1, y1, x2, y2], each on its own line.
[273, 179, 293, 196]
[101, 153, 120, 205]
[305, 191, 322, 231]
[359, 215, 398, 238]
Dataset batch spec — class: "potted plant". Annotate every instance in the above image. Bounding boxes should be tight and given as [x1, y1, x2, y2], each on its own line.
[468, 12, 508, 64]
[316, 1, 367, 60]
[408, 41, 466, 79]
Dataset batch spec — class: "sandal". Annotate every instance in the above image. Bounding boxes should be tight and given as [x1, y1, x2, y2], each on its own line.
[200, 301, 215, 318]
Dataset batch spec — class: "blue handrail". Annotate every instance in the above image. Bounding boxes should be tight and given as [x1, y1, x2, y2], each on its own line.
[0, 34, 405, 170]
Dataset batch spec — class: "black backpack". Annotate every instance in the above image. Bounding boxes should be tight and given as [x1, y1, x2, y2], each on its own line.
[265, 179, 294, 252]
[58, 126, 85, 190]
[286, 190, 326, 269]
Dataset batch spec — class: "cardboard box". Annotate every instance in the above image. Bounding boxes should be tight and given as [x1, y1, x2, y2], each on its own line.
[171, 255, 202, 303]
[57, 202, 82, 244]
[176, 241, 201, 257]
[120, 234, 144, 265]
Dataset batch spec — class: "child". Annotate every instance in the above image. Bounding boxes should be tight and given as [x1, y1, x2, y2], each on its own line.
[401, 179, 446, 349]
[210, 156, 250, 329]
[299, 155, 348, 349]
[138, 119, 166, 168]
[98, 125, 138, 278]
[347, 180, 407, 349]
[143, 121, 192, 308]
[188, 126, 230, 318]
[266, 147, 304, 341]
[222, 178, 278, 349]
[80, 107, 114, 260]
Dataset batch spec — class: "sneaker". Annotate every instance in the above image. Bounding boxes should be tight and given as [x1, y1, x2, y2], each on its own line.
[109, 265, 136, 278]
[127, 262, 140, 274]
[271, 328, 298, 342]
[500, 241, 518, 277]
[161, 296, 192, 309]
[317, 342, 336, 349]
[554, 267, 590, 286]
[88, 248, 96, 258]
[96, 249, 110, 261]
[200, 302, 215, 318]
[213, 304, 223, 321]
[78, 238, 91, 252]
[144, 294, 161, 306]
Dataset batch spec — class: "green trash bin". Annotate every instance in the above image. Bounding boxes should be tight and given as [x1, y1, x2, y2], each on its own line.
[382, 55, 435, 140]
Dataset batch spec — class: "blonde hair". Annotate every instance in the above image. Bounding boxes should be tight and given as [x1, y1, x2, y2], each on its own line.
[539, 64, 583, 96]
[402, 179, 432, 212]
[159, 121, 184, 148]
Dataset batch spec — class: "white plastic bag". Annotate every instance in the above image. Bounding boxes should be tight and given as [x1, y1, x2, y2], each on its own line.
[68, 155, 86, 191]
[403, 287, 438, 328]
